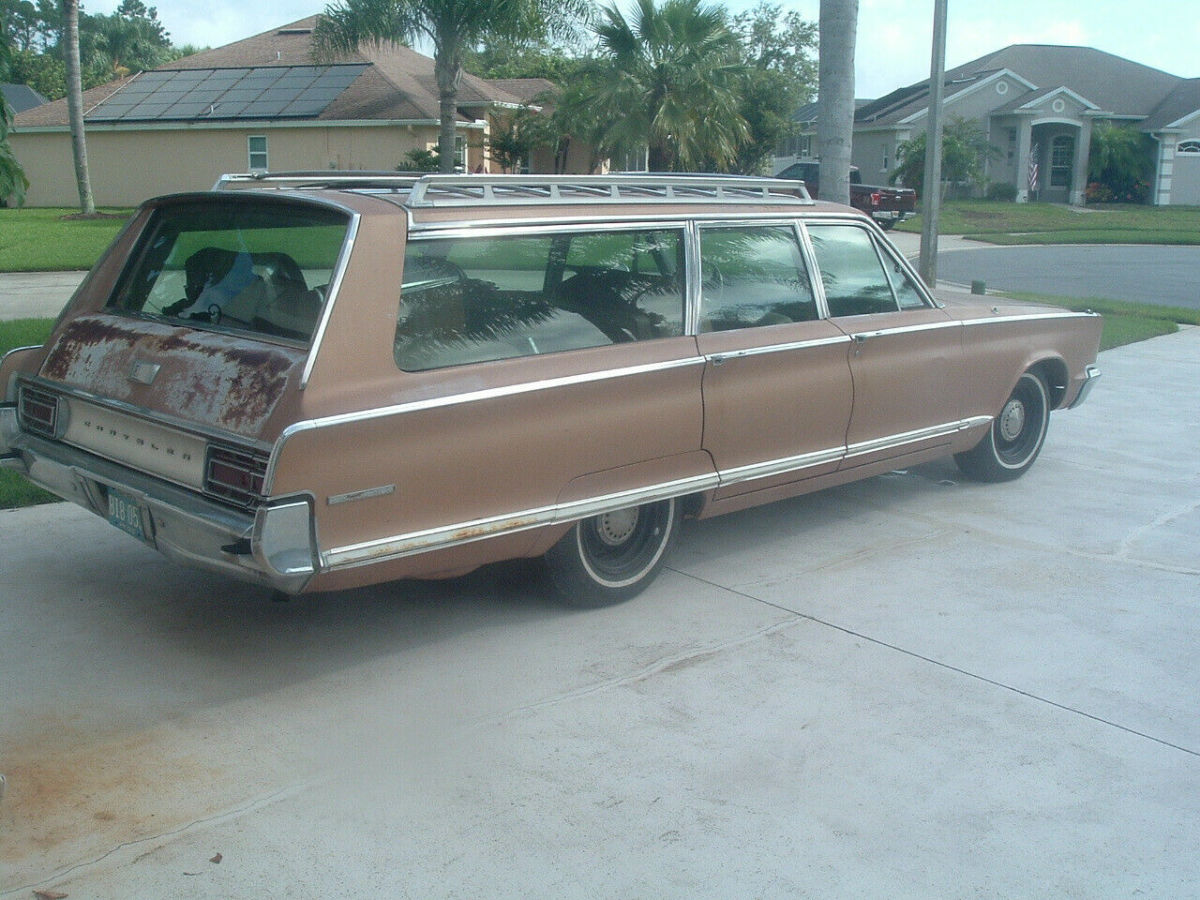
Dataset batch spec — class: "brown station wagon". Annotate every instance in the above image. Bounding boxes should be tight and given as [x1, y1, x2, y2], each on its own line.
[1, 173, 1102, 605]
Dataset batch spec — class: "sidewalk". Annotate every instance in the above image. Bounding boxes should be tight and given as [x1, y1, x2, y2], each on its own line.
[0, 271, 86, 321]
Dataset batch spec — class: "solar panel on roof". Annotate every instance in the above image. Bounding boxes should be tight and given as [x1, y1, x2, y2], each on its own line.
[86, 64, 368, 122]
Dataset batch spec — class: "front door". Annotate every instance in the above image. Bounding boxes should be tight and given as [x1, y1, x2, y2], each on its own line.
[805, 222, 965, 472]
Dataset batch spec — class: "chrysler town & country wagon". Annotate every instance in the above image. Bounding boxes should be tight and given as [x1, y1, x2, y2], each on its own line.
[0, 173, 1102, 605]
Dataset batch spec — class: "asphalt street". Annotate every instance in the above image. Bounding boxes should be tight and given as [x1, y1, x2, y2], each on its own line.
[1, 326, 1197, 897]
[935, 243, 1200, 309]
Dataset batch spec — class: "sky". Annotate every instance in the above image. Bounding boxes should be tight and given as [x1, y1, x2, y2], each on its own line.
[88, 0, 1200, 100]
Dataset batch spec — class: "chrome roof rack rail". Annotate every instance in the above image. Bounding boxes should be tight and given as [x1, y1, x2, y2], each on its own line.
[213, 171, 814, 205]
[405, 173, 812, 206]
[214, 171, 425, 191]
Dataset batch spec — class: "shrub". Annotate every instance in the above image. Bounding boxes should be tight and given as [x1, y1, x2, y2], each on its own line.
[986, 182, 1018, 202]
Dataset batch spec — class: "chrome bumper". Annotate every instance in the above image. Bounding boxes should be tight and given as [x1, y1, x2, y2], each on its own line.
[1, 404, 317, 593]
[1069, 364, 1101, 409]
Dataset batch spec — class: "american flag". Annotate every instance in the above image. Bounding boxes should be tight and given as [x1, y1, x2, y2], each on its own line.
[1028, 143, 1040, 195]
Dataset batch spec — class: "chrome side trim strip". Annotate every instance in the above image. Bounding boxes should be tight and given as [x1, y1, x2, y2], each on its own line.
[843, 416, 992, 461]
[717, 445, 846, 487]
[323, 470, 721, 569]
[848, 319, 962, 341]
[962, 311, 1099, 327]
[706, 334, 850, 363]
[321, 415, 996, 572]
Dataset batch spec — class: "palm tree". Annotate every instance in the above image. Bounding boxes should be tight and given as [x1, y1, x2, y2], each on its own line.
[313, 0, 589, 174]
[1, 97, 31, 207]
[62, 0, 95, 214]
[816, 0, 856, 204]
[590, 0, 749, 172]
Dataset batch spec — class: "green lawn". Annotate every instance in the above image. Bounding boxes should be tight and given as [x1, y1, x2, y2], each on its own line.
[897, 200, 1200, 245]
[0, 207, 132, 271]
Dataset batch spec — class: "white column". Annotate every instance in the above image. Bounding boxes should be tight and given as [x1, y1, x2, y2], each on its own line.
[1015, 119, 1033, 203]
[1070, 119, 1092, 205]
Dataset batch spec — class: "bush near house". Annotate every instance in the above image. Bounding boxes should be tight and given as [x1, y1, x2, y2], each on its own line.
[1087, 122, 1156, 205]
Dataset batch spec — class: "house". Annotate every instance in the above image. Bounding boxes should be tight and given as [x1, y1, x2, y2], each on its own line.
[9, 17, 582, 207]
[784, 45, 1200, 205]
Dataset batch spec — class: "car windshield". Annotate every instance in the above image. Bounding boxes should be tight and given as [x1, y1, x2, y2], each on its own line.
[107, 199, 350, 344]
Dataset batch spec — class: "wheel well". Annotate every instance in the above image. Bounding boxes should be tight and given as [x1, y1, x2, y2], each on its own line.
[1030, 358, 1069, 408]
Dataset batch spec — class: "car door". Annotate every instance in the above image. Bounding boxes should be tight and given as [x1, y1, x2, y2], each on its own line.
[694, 222, 854, 500]
[805, 222, 966, 471]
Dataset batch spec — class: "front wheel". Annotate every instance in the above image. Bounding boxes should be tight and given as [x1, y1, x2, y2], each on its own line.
[544, 498, 679, 607]
[955, 371, 1050, 482]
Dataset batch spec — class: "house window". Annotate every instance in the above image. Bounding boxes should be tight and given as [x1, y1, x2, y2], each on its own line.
[454, 136, 467, 172]
[1179, 141, 1200, 155]
[1050, 135, 1074, 188]
[248, 135, 268, 171]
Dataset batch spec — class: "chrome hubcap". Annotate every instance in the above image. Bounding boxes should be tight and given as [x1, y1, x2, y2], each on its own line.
[595, 509, 638, 545]
[998, 398, 1026, 442]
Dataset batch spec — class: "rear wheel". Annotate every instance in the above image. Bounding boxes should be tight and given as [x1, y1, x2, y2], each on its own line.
[544, 498, 679, 607]
[955, 371, 1050, 482]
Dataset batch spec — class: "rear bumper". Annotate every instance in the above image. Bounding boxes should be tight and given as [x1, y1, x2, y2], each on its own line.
[2, 403, 317, 593]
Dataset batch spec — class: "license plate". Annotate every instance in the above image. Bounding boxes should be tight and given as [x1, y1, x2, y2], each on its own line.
[108, 487, 148, 542]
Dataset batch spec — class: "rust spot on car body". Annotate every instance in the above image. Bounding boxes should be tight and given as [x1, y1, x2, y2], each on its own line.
[40, 315, 306, 438]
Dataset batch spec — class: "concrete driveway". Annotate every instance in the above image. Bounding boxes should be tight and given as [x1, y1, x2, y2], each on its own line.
[2, 329, 1198, 898]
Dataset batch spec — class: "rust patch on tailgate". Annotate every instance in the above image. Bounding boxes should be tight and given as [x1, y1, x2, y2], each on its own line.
[41, 315, 304, 437]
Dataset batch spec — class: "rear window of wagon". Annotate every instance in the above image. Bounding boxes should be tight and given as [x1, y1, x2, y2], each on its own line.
[107, 200, 350, 344]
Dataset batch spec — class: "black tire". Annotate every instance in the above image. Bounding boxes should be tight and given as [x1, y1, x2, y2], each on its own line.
[877, 218, 896, 231]
[955, 371, 1050, 482]
[544, 498, 679, 607]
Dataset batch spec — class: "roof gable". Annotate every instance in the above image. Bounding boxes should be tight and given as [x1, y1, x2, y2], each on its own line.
[1141, 79, 1200, 131]
[943, 45, 1179, 117]
[856, 44, 1183, 129]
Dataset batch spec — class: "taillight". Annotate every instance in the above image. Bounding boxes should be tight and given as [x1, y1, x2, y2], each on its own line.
[870, 191, 882, 207]
[205, 445, 269, 507]
[18, 386, 65, 438]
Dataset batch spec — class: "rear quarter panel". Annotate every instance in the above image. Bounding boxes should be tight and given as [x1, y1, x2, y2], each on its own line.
[266, 215, 707, 582]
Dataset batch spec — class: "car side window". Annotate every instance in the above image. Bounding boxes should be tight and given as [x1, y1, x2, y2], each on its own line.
[807, 224, 923, 317]
[698, 225, 817, 332]
[395, 229, 685, 371]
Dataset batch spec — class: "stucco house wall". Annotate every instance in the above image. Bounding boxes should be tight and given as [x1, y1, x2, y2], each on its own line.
[10, 122, 487, 207]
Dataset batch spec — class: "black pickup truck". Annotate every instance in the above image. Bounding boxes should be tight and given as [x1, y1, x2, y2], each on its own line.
[776, 162, 916, 230]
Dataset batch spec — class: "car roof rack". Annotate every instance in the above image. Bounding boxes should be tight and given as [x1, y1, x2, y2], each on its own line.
[214, 171, 813, 205]
[404, 174, 813, 206]
[214, 171, 424, 191]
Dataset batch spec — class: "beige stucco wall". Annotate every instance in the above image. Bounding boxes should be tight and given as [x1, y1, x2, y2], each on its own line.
[9, 122, 472, 207]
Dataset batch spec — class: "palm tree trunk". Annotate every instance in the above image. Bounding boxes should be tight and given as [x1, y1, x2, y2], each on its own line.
[434, 48, 462, 174]
[63, 0, 95, 214]
[817, 0, 857, 206]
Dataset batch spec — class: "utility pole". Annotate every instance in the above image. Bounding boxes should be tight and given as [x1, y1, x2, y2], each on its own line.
[918, 0, 947, 287]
